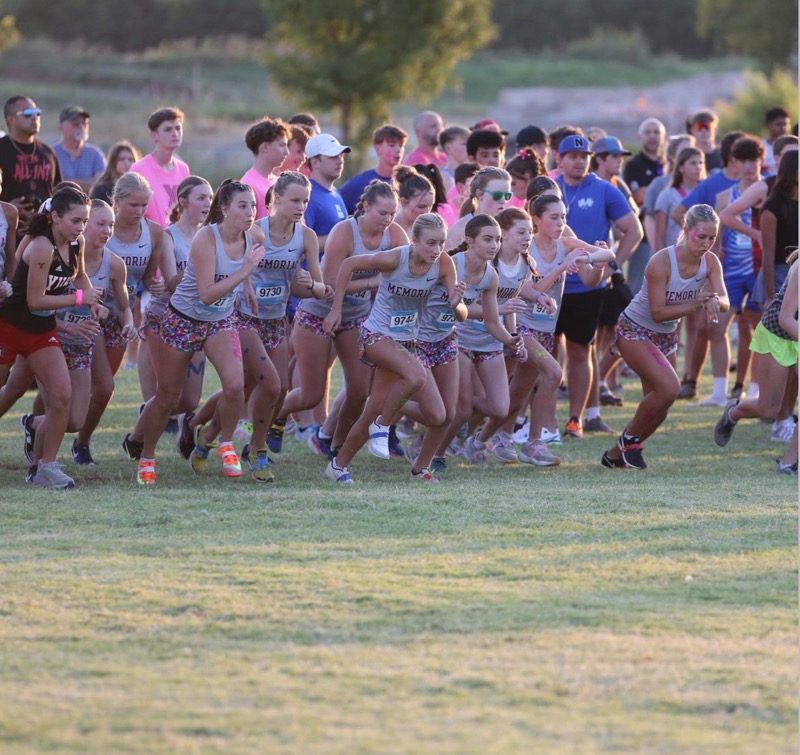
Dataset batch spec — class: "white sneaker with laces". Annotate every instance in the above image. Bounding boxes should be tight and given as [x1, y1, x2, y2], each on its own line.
[540, 427, 562, 445]
[490, 432, 518, 463]
[512, 422, 530, 445]
[771, 417, 796, 443]
[367, 419, 390, 459]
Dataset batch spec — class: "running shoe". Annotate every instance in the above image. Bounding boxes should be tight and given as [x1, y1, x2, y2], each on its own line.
[599, 386, 623, 407]
[249, 449, 274, 483]
[446, 437, 466, 458]
[564, 417, 583, 439]
[770, 417, 796, 443]
[189, 424, 217, 474]
[232, 419, 253, 443]
[490, 432, 518, 463]
[776, 459, 798, 475]
[430, 456, 447, 475]
[583, 416, 615, 434]
[367, 419, 390, 459]
[325, 458, 353, 483]
[294, 423, 319, 442]
[217, 443, 242, 478]
[698, 394, 728, 407]
[713, 399, 740, 447]
[307, 427, 332, 457]
[512, 421, 530, 445]
[25, 464, 37, 483]
[177, 411, 195, 459]
[33, 461, 76, 490]
[617, 435, 647, 470]
[121, 433, 144, 461]
[676, 380, 697, 400]
[137, 458, 156, 486]
[283, 418, 297, 437]
[266, 418, 286, 454]
[411, 467, 438, 482]
[540, 427, 562, 445]
[388, 425, 405, 458]
[71, 440, 96, 466]
[600, 450, 626, 469]
[20, 413, 35, 465]
[463, 436, 488, 466]
[518, 440, 561, 466]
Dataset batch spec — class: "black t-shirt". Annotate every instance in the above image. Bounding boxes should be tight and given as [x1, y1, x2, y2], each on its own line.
[622, 152, 664, 196]
[761, 194, 798, 267]
[0, 136, 63, 207]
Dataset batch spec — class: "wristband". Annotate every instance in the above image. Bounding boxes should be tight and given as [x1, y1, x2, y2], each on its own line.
[75, 289, 83, 306]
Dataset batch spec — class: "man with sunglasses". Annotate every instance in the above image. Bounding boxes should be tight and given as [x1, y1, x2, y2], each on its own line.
[687, 110, 721, 173]
[0, 96, 62, 225]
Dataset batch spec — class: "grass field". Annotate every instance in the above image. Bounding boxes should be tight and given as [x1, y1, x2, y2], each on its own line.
[0, 364, 796, 753]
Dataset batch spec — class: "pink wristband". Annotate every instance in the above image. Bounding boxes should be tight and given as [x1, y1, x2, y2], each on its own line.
[74, 289, 83, 306]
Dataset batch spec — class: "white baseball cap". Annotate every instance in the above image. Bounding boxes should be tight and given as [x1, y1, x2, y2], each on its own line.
[305, 133, 351, 158]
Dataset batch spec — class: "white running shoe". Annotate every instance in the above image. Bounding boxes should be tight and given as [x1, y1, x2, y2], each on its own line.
[540, 427, 562, 445]
[771, 417, 796, 443]
[512, 422, 530, 445]
[697, 395, 728, 407]
[325, 459, 354, 483]
[367, 419, 390, 459]
[518, 440, 561, 467]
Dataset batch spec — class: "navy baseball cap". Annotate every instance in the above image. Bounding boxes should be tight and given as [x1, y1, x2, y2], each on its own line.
[591, 136, 633, 156]
[558, 135, 592, 155]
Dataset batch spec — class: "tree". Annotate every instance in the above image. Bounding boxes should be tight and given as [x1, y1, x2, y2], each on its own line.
[0, 2, 19, 55]
[697, 0, 797, 70]
[263, 0, 495, 157]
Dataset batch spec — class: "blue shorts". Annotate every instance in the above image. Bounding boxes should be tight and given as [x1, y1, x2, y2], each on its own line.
[724, 272, 755, 313]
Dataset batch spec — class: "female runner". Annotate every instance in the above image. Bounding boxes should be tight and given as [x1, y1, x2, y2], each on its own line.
[274, 180, 407, 458]
[134, 180, 265, 485]
[446, 167, 512, 248]
[0, 186, 103, 488]
[322, 212, 465, 483]
[602, 204, 728, 469]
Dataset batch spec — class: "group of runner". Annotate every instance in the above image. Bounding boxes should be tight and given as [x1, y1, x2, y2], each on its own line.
[0, 100, 796, 489]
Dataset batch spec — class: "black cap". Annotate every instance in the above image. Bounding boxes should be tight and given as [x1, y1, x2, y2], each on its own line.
[516, 125, 546, 149]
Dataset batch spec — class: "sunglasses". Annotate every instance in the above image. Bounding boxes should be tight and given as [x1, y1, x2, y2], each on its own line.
[483, 190, 513, 201]
[693, 122, 712, 132]
[16, 108, 42, 117]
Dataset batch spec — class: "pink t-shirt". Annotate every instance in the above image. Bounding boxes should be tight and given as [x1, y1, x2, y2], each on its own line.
[241, 167, 275, 220]
[404, 146, 447, 169]
[130, 154, 190, 227]
[437, 202, 457, 229]
[508, 195, 525, 209]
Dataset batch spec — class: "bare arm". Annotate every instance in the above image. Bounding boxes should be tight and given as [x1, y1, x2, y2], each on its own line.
[610, 212, 643, 268]
[2, 203, 18, 282]
[759, 209, 778, 302]
[718, 181, 766, 242]
[778, 262, 798, 340]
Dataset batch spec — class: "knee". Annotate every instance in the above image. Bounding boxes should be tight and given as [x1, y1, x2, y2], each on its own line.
[92, 379, 115, 404]
[222, 376, 245, 399]
[427, 405, 447, 427]
[404, 368, 427, 397]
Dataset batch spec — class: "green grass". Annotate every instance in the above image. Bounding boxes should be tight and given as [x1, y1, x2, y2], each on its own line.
[0, 365, 796, 753]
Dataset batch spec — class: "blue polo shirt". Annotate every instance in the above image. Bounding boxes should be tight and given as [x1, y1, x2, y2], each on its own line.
[556, 173, 633, 294]
[680, 171, 737, 210]
[339, 169, 392, 215]
[305, 178, 347, 241]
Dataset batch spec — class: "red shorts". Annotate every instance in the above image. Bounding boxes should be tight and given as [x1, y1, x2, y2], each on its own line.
[0, 320, 61, 364]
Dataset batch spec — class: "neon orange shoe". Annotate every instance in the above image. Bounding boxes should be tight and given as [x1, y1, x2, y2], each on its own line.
[564, 416, 583, 439]
[217, 443, 242, 478]
[137, 458, 156, 486]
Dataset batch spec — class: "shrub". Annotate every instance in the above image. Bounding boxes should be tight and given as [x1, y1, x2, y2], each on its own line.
[716, 68, 798, 136]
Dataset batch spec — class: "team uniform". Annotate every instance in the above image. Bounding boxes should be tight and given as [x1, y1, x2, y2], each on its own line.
[144, 224, 190, 336]
[455, 252, 527, 363]
[517, 238, 568, 353]
[56, 247, 113, 370]
[617, 246, 709, 356]
[297, 217, 388, 337]
[163, 224, 252, 352]
[359, 245, 441, 365]
[237, 217, 305, 349]
[719, 183, 755, 312]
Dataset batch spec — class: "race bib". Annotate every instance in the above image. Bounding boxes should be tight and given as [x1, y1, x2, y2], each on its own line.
[389, 310, 418, 335]
[64, 306, 91, 326]
[434, 310, 456, 330]
[256, 284, 286, 305]
[344, 289, 371, 305]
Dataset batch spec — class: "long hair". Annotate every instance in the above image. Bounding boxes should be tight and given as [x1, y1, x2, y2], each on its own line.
[205, 179, 254, 226]
[496, 207, 537, 274]
[459, 166, 510, 218]
[168, 176, 212, 224]
[670, 147, 705, 190]
[446, 213, 499, 256]
[25, 185, 89, 239]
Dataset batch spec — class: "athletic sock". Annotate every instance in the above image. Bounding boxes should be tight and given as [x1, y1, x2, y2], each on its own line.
[712, 377, 728, 399]
[585, 406, 600, 421]
[318, 428, 332, 440]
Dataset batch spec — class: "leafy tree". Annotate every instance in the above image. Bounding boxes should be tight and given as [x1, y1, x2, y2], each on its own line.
[0, 1, 19, 54]
[716, 69, 798, 135]
[263, 0, 495, 157]
[697, 0, 797, 70]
